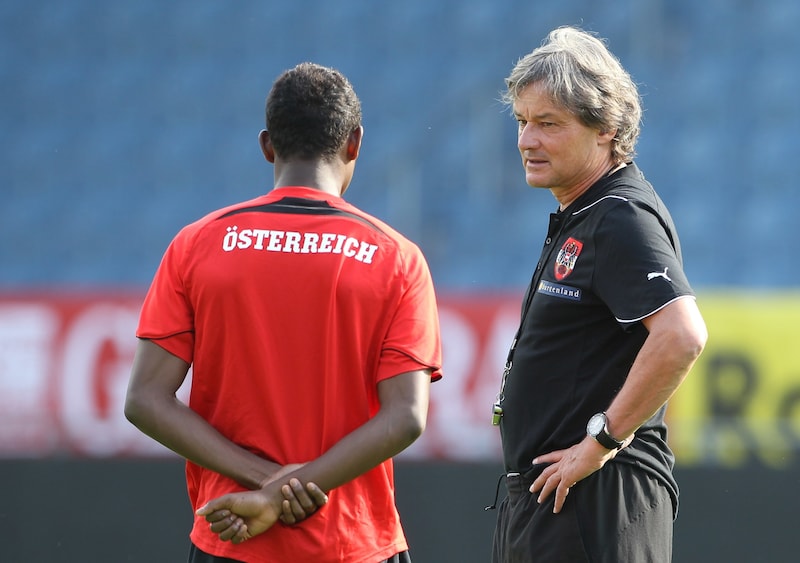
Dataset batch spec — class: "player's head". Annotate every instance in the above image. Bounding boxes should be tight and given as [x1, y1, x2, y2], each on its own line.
[265, 62, 363, 162]
[502, 26, 641, 164]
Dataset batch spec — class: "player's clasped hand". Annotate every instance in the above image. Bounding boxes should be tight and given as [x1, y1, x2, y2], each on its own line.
[196, 490, 277, 545]
[196, 479, 329, 544]
[202, 508, 252, 544]
[280, 478, 329, 524]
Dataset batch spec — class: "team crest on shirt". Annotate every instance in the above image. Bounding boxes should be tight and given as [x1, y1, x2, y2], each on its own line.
[554, 237, 583, 281]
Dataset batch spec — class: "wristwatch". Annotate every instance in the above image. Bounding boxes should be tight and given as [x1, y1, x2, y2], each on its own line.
[586, 412, 624, 450]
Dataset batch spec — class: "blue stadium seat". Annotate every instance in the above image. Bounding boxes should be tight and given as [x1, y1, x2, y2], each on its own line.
[1, 0, 799, 289]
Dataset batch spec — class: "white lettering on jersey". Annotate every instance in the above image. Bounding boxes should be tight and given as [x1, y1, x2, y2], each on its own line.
[252, 229, 269, 250]
[266, 230, 284, 251]
[301, 232, 320, 254]
[222, 226, 379, 264]
[319, 232, 336, 253]
[283, 231, 301, 252]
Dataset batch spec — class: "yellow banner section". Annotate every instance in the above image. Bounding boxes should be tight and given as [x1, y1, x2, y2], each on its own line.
[669, 291, 800, 468]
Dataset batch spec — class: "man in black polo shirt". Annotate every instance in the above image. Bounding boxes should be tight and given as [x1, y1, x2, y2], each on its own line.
[491, 27, 708, 562]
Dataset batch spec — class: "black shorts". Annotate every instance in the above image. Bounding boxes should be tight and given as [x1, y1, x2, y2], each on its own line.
[492, 462, 673, 563]
[187, 542, 412, 563]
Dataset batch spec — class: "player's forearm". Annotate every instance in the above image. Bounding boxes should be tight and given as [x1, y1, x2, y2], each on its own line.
[288, 405, 424, 494]
[272, 370, 430, 494]
[125, 394, 279, 490]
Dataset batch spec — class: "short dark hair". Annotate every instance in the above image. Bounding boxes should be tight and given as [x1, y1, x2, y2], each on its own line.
[266, 62, 362, 161]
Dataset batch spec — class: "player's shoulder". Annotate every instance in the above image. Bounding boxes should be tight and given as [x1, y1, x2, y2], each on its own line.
[340, 202, 432, 277]
[340, 201, 422, 251]
[181, 196, 267, 234]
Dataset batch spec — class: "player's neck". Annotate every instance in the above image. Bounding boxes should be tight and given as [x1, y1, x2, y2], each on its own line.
[273, 161, 345, 197]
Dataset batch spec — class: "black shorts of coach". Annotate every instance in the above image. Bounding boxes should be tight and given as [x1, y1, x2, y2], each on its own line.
[492, 462, 673, 563]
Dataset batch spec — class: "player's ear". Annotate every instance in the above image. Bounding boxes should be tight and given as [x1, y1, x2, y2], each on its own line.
[259, 129, 276, 163]
[345, 126, 363, 162]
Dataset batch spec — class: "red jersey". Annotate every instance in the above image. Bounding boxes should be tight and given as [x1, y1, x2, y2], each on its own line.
[137, 186, 442, 563]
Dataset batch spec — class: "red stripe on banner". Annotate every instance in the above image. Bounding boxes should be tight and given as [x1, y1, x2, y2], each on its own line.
[0, 291, 521, 460]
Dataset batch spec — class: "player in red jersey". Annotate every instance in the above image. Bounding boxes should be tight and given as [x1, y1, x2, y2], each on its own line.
[125, 62, 442, 563]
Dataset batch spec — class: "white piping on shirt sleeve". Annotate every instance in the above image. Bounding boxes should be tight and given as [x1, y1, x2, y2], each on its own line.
[615, 294, 697, 324]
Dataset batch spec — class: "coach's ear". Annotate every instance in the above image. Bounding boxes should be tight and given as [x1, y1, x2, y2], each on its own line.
[597, 127, 617, 147]
[259, 129, 275, 163]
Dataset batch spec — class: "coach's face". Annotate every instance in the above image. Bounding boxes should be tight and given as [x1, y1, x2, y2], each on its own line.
[513, 82, 615, 206]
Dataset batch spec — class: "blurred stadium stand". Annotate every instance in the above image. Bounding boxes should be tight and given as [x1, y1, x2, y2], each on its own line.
[2, 4, 800, 562]
[1, 0, 798, 290]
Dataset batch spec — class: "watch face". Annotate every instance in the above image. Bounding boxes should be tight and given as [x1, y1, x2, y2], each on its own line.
[587, 413, 606, 436]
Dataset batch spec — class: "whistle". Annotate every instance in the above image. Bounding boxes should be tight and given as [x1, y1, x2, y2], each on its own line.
[491, 403, 503, 426]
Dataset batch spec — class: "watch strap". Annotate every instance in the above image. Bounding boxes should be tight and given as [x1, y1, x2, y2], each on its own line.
[594, 426, 623, 450]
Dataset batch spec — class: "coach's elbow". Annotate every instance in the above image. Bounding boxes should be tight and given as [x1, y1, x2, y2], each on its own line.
[681, 314, 708, 365]
[690, 326, 708, 360]
[653, 298, 708, 370]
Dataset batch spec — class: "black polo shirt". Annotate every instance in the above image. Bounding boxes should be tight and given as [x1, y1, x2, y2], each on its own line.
[499, 163, 694, 511]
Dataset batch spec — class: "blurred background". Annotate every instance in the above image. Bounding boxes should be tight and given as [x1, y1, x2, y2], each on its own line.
[1, 0, 799, 561]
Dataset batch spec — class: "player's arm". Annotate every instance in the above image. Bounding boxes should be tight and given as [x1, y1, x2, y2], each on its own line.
[531, 296, 707, 512]
[196, 368, 432, 543]
[292, 368, 431, 491]
[125, 339, 302, 491]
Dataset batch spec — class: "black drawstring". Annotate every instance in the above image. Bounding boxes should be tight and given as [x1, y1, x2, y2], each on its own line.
[484, 473, 507, 511]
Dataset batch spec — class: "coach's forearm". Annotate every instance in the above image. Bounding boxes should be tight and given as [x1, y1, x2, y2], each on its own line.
[605, 297, 707, 441]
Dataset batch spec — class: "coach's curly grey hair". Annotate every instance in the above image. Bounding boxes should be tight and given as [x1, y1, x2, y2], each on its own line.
[502, 26, 642, 164]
